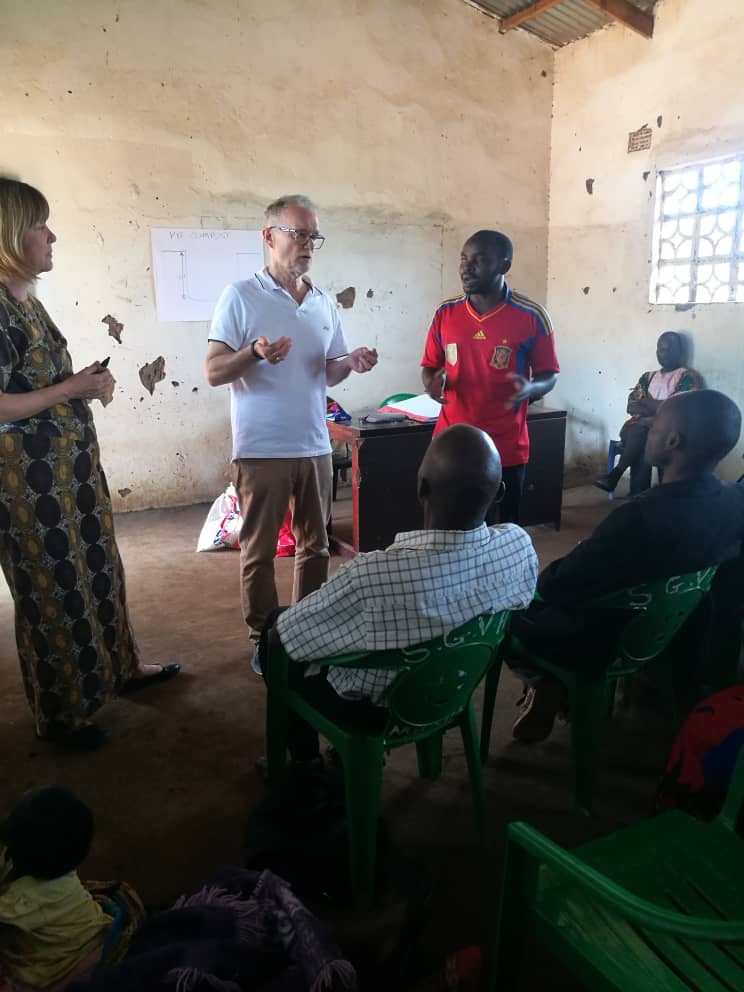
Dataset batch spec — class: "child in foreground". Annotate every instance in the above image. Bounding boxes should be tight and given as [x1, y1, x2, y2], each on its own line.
[0, 786, 141, 991]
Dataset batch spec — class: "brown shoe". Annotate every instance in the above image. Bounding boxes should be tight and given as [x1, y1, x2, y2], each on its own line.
[513, 679, 567, 744]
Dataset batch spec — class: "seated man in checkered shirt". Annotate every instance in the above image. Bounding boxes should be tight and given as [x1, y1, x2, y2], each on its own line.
[259, 423, 538, 768]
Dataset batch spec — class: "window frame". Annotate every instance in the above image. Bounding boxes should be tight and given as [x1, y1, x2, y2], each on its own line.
[649, 152, 744, 306]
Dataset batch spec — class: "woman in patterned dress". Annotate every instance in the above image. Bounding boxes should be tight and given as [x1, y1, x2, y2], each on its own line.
[0, 178, 179, 749]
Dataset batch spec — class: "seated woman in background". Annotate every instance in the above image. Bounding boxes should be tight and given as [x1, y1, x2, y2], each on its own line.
[0, 786, 143, 991]
[595, 331, 701, 496]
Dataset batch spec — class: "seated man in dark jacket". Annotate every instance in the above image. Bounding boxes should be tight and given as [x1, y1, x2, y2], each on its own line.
[511, 389, 744, 743]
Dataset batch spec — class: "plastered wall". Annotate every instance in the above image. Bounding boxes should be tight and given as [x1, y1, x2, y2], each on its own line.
[548, 0, 744, 482]
[2, 0, 552, 509]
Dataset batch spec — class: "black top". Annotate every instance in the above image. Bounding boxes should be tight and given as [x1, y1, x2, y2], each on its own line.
[538, 476, 744, 607]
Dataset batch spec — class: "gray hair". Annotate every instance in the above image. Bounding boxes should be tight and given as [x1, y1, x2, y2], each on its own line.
[264, 194, 317, 223]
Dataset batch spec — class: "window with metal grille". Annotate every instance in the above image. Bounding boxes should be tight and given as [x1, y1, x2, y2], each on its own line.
[650, 156, 744, 305]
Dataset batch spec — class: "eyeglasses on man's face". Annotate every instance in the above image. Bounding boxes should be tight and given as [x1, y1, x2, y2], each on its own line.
[269, 226, 325, 249]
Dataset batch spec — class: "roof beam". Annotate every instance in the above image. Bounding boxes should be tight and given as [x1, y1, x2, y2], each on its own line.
[581, 0, 654, 38]
[499, 0, 563, 33]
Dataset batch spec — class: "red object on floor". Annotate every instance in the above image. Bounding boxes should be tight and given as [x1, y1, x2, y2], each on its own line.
[276, 509, 295, 557]
[444, 946, 482, 991]
[413, 946, 482, 992]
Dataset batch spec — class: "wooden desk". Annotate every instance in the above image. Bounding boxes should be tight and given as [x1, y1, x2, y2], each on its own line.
[521, 407, 567, 532]
[328, 416, 433, 554]
[328, 406, 567, 554]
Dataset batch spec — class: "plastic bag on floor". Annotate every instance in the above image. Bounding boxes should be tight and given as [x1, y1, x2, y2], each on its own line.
[196, 491, 296, 557]
[196, 484, 242, 552]
[276, 509, 296, 557]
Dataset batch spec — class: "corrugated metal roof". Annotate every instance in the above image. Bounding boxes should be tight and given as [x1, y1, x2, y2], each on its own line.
[469, 1, 656, 48]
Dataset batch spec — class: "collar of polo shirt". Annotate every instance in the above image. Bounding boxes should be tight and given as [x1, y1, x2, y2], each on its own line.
[259, 268, 321, 296]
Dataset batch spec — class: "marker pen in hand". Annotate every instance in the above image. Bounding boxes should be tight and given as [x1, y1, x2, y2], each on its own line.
[95, 357, 110, 372]
[440, 371, 447, 401]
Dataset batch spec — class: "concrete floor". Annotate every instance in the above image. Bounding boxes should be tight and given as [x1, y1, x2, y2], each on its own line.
[0, 483, 671, 989]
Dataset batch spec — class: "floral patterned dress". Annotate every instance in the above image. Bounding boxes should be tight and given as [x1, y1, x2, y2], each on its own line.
[0, 283, 138, 734]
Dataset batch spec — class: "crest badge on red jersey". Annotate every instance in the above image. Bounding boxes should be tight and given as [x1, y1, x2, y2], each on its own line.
[491, 345, 511, 370]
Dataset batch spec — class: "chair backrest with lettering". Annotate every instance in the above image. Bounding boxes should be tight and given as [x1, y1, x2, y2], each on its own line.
[591, 568, 718, 670]
[374, 612, 509, 744]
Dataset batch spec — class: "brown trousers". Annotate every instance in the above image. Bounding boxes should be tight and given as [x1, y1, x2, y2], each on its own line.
[232, 455, 332, 640]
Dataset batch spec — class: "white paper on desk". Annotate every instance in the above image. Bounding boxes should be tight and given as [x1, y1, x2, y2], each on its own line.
[380, 393, 442, 422]
[150, 228, 264, 322]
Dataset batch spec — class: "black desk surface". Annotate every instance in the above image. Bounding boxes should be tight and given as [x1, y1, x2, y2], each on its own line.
[329, 413, 434, 439]
[328, 405, 567, 550]
[330, 405, 566, 439]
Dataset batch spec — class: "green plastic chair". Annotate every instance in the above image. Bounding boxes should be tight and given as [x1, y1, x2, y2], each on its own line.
[265, 612, 509, 904]
[480, 569, 718, 813]
[378, 392, 415, 408]
[488, 745, 744, 991]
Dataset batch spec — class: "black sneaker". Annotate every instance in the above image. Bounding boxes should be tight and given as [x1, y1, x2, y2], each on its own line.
[325, 744, 343, 768]
[593, 475, 615, 493]
[250, 643, 263, 676]
[40, 722, 109, 751]
[512, 680, 567, 744]
[255, 755, 324, 780]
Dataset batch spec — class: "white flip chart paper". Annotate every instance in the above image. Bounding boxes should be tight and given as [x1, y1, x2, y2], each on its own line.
[150, 228, 264, 322]
[380, 393, 442, 421]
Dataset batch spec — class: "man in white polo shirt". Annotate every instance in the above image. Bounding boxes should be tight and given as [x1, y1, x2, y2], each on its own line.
[205, 194, 378, 656]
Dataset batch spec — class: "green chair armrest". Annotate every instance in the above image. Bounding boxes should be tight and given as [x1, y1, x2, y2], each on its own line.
[507, 821, 744, 941]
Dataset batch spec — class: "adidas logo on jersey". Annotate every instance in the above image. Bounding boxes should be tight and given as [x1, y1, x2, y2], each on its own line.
[473, 329, 486, 340]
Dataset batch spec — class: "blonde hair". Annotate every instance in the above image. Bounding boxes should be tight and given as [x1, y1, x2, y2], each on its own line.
[0, 177, 50, 282]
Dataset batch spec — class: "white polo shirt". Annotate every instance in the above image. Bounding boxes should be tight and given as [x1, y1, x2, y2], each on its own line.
[209, 270, 348, 459]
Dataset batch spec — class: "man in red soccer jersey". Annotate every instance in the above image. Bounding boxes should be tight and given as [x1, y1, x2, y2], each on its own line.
[421, 230, 559, 524]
